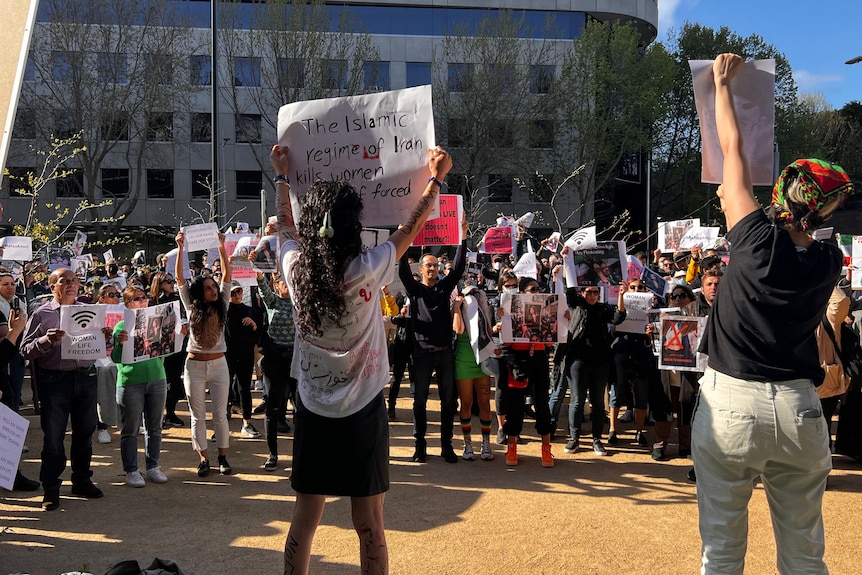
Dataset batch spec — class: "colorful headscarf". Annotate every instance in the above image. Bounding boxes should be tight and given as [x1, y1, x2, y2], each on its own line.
[771, 158, 854, 231]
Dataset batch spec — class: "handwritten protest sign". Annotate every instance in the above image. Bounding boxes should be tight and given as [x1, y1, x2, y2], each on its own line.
[182, 223, 220, 252]
[691, 59, 776, 186]
[413, 195, 463, 246]
[361, 228, 390, 250]
[277, 85, 437, 227]
[122, 301, 183, 363]
[679, 226, 720, 250]
[479, 227, 513, 254]
[59, 304, 106, 360]
[0, 236, 32, 261]
[0, 403, 29, 490]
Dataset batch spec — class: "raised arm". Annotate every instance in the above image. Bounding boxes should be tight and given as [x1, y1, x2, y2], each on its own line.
[269, 144, 299, 245]
[217, 232, 231, 284]
[174, 231, 186, 284]
[713, 53, 760, 231]
[387, 147, 453, 260]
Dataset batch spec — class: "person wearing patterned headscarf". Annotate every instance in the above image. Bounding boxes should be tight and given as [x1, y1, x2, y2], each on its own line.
[695, 54, 854, 575]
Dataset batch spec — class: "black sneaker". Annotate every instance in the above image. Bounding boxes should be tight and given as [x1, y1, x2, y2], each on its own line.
[651, 447, 667, 461]
[387, 408, 396, 421]
[70, 481, 104, 499]
[635, 431, 648, 448]
[264, 454, 278, 471]
[42, 489, 60, 511]
[687, 467, 697, 482]
[607, 432, 618, 446]
[441, 445, 458, 464]
[592, 439, 608, 456]
[564, 439, 579, 453]
[14, 471, 40, 492]
[411, 444, 427, 463]
[218, 456, 232, 475]
[277, 420, 292, 434]
[253, 401, 267, 415]
[197, 459, 211, 477]
[167, 414, 184, 427]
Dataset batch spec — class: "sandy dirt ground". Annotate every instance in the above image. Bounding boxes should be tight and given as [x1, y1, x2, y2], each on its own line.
[2, 384, 861, 575]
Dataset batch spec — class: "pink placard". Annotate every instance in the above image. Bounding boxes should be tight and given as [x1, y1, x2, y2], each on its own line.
[412, 195, 463, 246]
[480, 227, 513, 254]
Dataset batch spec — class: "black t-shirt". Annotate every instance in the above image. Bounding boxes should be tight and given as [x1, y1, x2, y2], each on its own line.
[701, 210, 841, 384]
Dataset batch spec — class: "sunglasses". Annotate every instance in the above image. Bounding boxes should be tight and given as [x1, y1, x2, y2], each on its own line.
[502, 283, 518, 289]
[669, 293, 689, 300]
[524, 287, 539, 293]
[104, 292, 120, 298]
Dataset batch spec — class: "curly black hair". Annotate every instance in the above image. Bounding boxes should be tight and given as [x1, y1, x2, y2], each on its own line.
[291, 180, 364, 337]
[186, 275, 226, 349]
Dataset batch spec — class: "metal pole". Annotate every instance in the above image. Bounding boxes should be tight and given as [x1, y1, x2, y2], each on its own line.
[211, 1, 221, 227]
[645, 147, 651, 251]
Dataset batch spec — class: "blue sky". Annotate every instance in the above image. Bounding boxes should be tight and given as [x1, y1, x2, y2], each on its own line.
[658, 0, 862, 109]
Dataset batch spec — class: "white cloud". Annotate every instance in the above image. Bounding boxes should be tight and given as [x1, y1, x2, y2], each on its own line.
[793, 70, 845, 92]
[658, 0, 686, 38]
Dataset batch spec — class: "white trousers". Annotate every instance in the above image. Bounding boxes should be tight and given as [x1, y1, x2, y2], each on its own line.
[692, 369, 831, 575]
[184, 357, 230, 452]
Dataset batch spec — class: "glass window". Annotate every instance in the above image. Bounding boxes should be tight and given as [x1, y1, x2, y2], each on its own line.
[147, 113, 174, 142]
[529, 119, 554, 149]
[24, 51, 35, 82]
[13, 109, 37, 140]
[323, 60, 348, 90]
[101, 168, 129, 198]
[487, 174, 513, 203]
[529, 173, 553, 202]
[101, 112, 129, 141]
[277, 58, 305, 88]
[2, 167, 35, 196]
[530, 65, 554, 94]
[191, 113, 211, 142]
[190, 55, 211, 86]
[233, 57, 261, 87]
[406, 62, 432, 88]
[490, 64, 515, 93]
[191, 169, 213, 198]
[97, 52, 128, 84]
[363, 61, 390, 92]
[446, 118, 466, 148]
[235, 170, 262, 199]
[446, 173, 469, 209]
[448, 63, 473, 93]
[52, 51, 72, 83]
[146, 53, 173, 85]
[56, 169, 84, 198]
[53, 110, 78, 140]
[147, 169, 174, 198]
[235, 114, 261, 144]
[489, 120, 514, 148]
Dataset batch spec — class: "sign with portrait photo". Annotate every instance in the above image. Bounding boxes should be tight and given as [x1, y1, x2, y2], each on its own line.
[658, 316, 707, 372]
[499, 292, 567, 344]
[564, 241, 626, 288]
[121, 301, 183, 363]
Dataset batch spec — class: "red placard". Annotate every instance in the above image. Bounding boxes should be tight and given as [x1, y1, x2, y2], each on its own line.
[480, 226, 514, 254]
[412, 194, 463, 246]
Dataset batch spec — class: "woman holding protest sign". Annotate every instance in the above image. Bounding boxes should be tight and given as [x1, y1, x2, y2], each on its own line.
[175, 230, 233, 477]
[270, 142, 452, 575]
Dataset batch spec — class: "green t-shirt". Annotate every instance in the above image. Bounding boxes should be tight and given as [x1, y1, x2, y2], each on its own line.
[111, 320, 167, 386]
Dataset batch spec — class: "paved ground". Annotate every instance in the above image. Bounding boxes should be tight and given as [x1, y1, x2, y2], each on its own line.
[2, 384, 861, 575]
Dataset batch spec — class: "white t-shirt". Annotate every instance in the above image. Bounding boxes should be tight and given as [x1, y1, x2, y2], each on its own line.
[178, 281, 230, 354]
[282, 240, 395, 418]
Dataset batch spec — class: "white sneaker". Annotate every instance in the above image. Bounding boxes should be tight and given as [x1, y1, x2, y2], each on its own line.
[241, 424, 261, 438]
[462, 442, 475, 461]
[146, 466, 168, 484]
[480, 439, 494, 461]
[125, 470, 145, 488]
[97, 429, 111, 444]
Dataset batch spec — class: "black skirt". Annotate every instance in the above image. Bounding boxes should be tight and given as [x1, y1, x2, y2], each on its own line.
[291, 391, 390, 497]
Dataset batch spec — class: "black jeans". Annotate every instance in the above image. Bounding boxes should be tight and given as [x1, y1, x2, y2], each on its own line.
[388, 338, 413, 409]
[37, 368, 98, 490]
[411, 347, 457, 448]
[262, 344, 295, 457]
[226, 350, 255, 419]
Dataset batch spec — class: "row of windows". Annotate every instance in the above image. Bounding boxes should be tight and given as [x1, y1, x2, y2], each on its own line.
[39, 2, 588, 40]
[3, 168, 551, 203]
[33, 53, 553, 94]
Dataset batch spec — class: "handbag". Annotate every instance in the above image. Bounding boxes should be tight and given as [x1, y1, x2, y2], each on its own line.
[822, 317, 860, 379]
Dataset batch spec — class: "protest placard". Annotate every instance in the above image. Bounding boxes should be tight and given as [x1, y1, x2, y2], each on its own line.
[564, 241, 626, 288]
[499, 292, 566, 344]
[277, 85, 437, 227]
[691, 59, 776, 186]
[658, 316, 707, 372]
[71, 230, 86, 257]
[59, 304, 106, 360]
[104, 303, 125, 331]
[0, 403, 30, 490]
[616, 292, 656, 334]
[544, 232, 561, 253]
[852, 236, 862, 290]
[641, 266, 669, 298]
[361, 228, 390, 250]
[513, 240, 538, 280]
[479, 226, 514, 254]
[252, 235, 279, 274]
[626, 254, 645, 282]
[48, 247, 71, 272]
[679, 226, 720, 250]
[225, 233, 259, 286]
[564, 226, 597, 251]
[657, 219, 700, 252]
[103, 249, 114, 263]
[0, 236, 32, 261]
[121, 301, 183, 363]
[164, 248, 191, 282]
[412, 194, 463, 246]
[182, 222, 220, 252]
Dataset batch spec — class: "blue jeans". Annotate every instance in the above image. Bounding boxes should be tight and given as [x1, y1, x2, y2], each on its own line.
[37, 368, 98, 490]
[693, 369, 830, 575]
[568, 359, 609, 440]
[8, 352, 26, 412]
[116, 379, 167, 472]
[411, 347, 457, 447]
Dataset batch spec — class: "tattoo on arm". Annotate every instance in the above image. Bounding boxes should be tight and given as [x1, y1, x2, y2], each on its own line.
[400, 192, 436, 236]
[276, 188, 298, 244]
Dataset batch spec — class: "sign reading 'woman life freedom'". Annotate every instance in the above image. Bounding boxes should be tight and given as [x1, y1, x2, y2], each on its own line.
[277, 85, 438, 227]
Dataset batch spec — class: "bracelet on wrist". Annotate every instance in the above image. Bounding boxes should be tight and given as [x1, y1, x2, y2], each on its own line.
[273, 174, 290, 185]
[427, 177, 444, 189]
